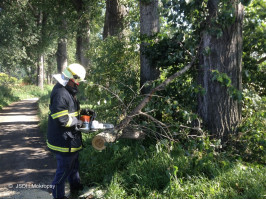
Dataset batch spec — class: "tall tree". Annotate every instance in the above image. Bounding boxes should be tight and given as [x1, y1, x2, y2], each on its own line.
[139, 0, 160, 94]
[0, 1, 31, 76]
[197, 1, 244, 142]
[56, 8, 68, 74]
[103, 0, 127, 39]
[56, 35, 68, 73]
[37, 10, 46, 89]
[37, 54, 44, 89]
[21, 0, 49, 88]
[72, 0, 90, 68]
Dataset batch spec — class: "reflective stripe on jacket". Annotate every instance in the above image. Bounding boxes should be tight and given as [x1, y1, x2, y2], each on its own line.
[47, 83, 82, 153]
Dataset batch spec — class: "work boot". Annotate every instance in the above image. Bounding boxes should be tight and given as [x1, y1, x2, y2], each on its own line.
[70, 183, 84, 192]
[54, 196, 68, 199]
[69, 183, 84, 198]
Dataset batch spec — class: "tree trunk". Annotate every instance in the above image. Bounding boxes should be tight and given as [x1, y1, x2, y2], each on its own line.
[103, 0, 127, 39]
[197, 1, 244, 143]
[47, 59, 53, 84]
[37, 11, 44, 89]
[76, 31, 90, 68]
[140, 0, 160, 94]
[56, 37, 68, 73]
[73, 0, 90, 68]
[37, 54, 44, 89]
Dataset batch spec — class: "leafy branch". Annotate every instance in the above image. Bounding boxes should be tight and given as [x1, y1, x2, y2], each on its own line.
[114, 54, 198, 136]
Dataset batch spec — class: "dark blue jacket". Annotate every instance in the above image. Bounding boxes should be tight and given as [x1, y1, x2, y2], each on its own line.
[47, 83, 82, 153]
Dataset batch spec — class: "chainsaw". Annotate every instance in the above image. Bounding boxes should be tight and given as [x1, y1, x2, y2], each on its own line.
[78, 109, 114, 133]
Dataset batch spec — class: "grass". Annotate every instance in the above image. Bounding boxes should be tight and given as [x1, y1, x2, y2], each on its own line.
[11, 84, 53, 100]
[162, 162, 265, 199]
[0, 84, 53, 109]
[77, 137, 266, 199]
[101, 162, 265, 199]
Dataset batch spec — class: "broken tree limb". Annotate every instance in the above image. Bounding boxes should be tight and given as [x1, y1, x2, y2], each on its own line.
[114, 56, 197, 134]
[92, 56, 197, 150]
[92, 127, 145, 150]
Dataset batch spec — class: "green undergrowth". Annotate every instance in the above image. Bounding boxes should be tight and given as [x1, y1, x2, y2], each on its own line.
[79, 136, 265, 199]
[0, 73, 51, 108]
[35, 85, 53, 134]
[11, 84, 53, 100]
[34, 84, 265, 199]
[0, 83, 53, 110]
[0, 85, 19, 109]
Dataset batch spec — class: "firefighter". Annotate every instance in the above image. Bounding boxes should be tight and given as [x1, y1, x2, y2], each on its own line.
[47, 63, 86, 199]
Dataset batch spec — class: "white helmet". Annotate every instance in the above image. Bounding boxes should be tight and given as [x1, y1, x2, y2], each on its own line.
[62, 63, 86, 81]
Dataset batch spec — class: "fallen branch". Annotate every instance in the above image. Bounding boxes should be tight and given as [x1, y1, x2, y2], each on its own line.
[139, 111, 173, 140]
[115, 56, 197, 134]
[92, 127, 145, 151]
[92, 55, 197, 150]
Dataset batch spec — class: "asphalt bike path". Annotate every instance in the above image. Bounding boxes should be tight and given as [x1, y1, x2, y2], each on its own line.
[0, 98, 57, 199]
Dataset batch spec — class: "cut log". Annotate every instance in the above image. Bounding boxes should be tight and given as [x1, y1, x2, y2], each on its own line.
[92, 132, 116, 151]
[92, 128, 145, 150]
[120, 127, 145, 139]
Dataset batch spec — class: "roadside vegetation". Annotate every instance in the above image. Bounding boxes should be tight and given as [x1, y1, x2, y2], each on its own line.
[0, 73, 52, 110]
[1, 72, 265, 199]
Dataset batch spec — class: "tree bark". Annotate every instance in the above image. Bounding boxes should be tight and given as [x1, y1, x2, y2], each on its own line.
[140, 0, 160, 94]
[37, 54, 44, 89]
[56, 37, 68, 73]
[55, 3, 68, 73]
[47, 58, 53, 84]
[56, 16, 68, 73]
[76, 31, 90, 68]
[73, 0, 90, 68]
[197, 1, 244, 143]
[103, 0, 127, 39]
[37, 11, 44, 89]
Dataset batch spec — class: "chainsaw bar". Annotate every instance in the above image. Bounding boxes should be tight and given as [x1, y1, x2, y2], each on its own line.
[79, 120, 114, 133]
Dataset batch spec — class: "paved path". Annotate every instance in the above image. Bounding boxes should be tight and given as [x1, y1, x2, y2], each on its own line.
[0, 98, 57, 199]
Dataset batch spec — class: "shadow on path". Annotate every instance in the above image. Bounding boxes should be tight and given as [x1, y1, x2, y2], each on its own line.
[0, 98, 56, 199]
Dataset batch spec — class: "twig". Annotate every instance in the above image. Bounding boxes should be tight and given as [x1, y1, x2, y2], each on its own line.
[139, 111, 173, 139]
[139, 111, 169, 129]
[92, 83, 127, 110]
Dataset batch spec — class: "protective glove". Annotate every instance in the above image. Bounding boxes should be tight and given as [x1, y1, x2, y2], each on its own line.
[76, 119, 83, 129]
[80, 109, 95, 116]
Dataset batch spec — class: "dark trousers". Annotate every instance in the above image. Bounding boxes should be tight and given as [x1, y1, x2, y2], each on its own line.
[52, 152, 80, 199]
